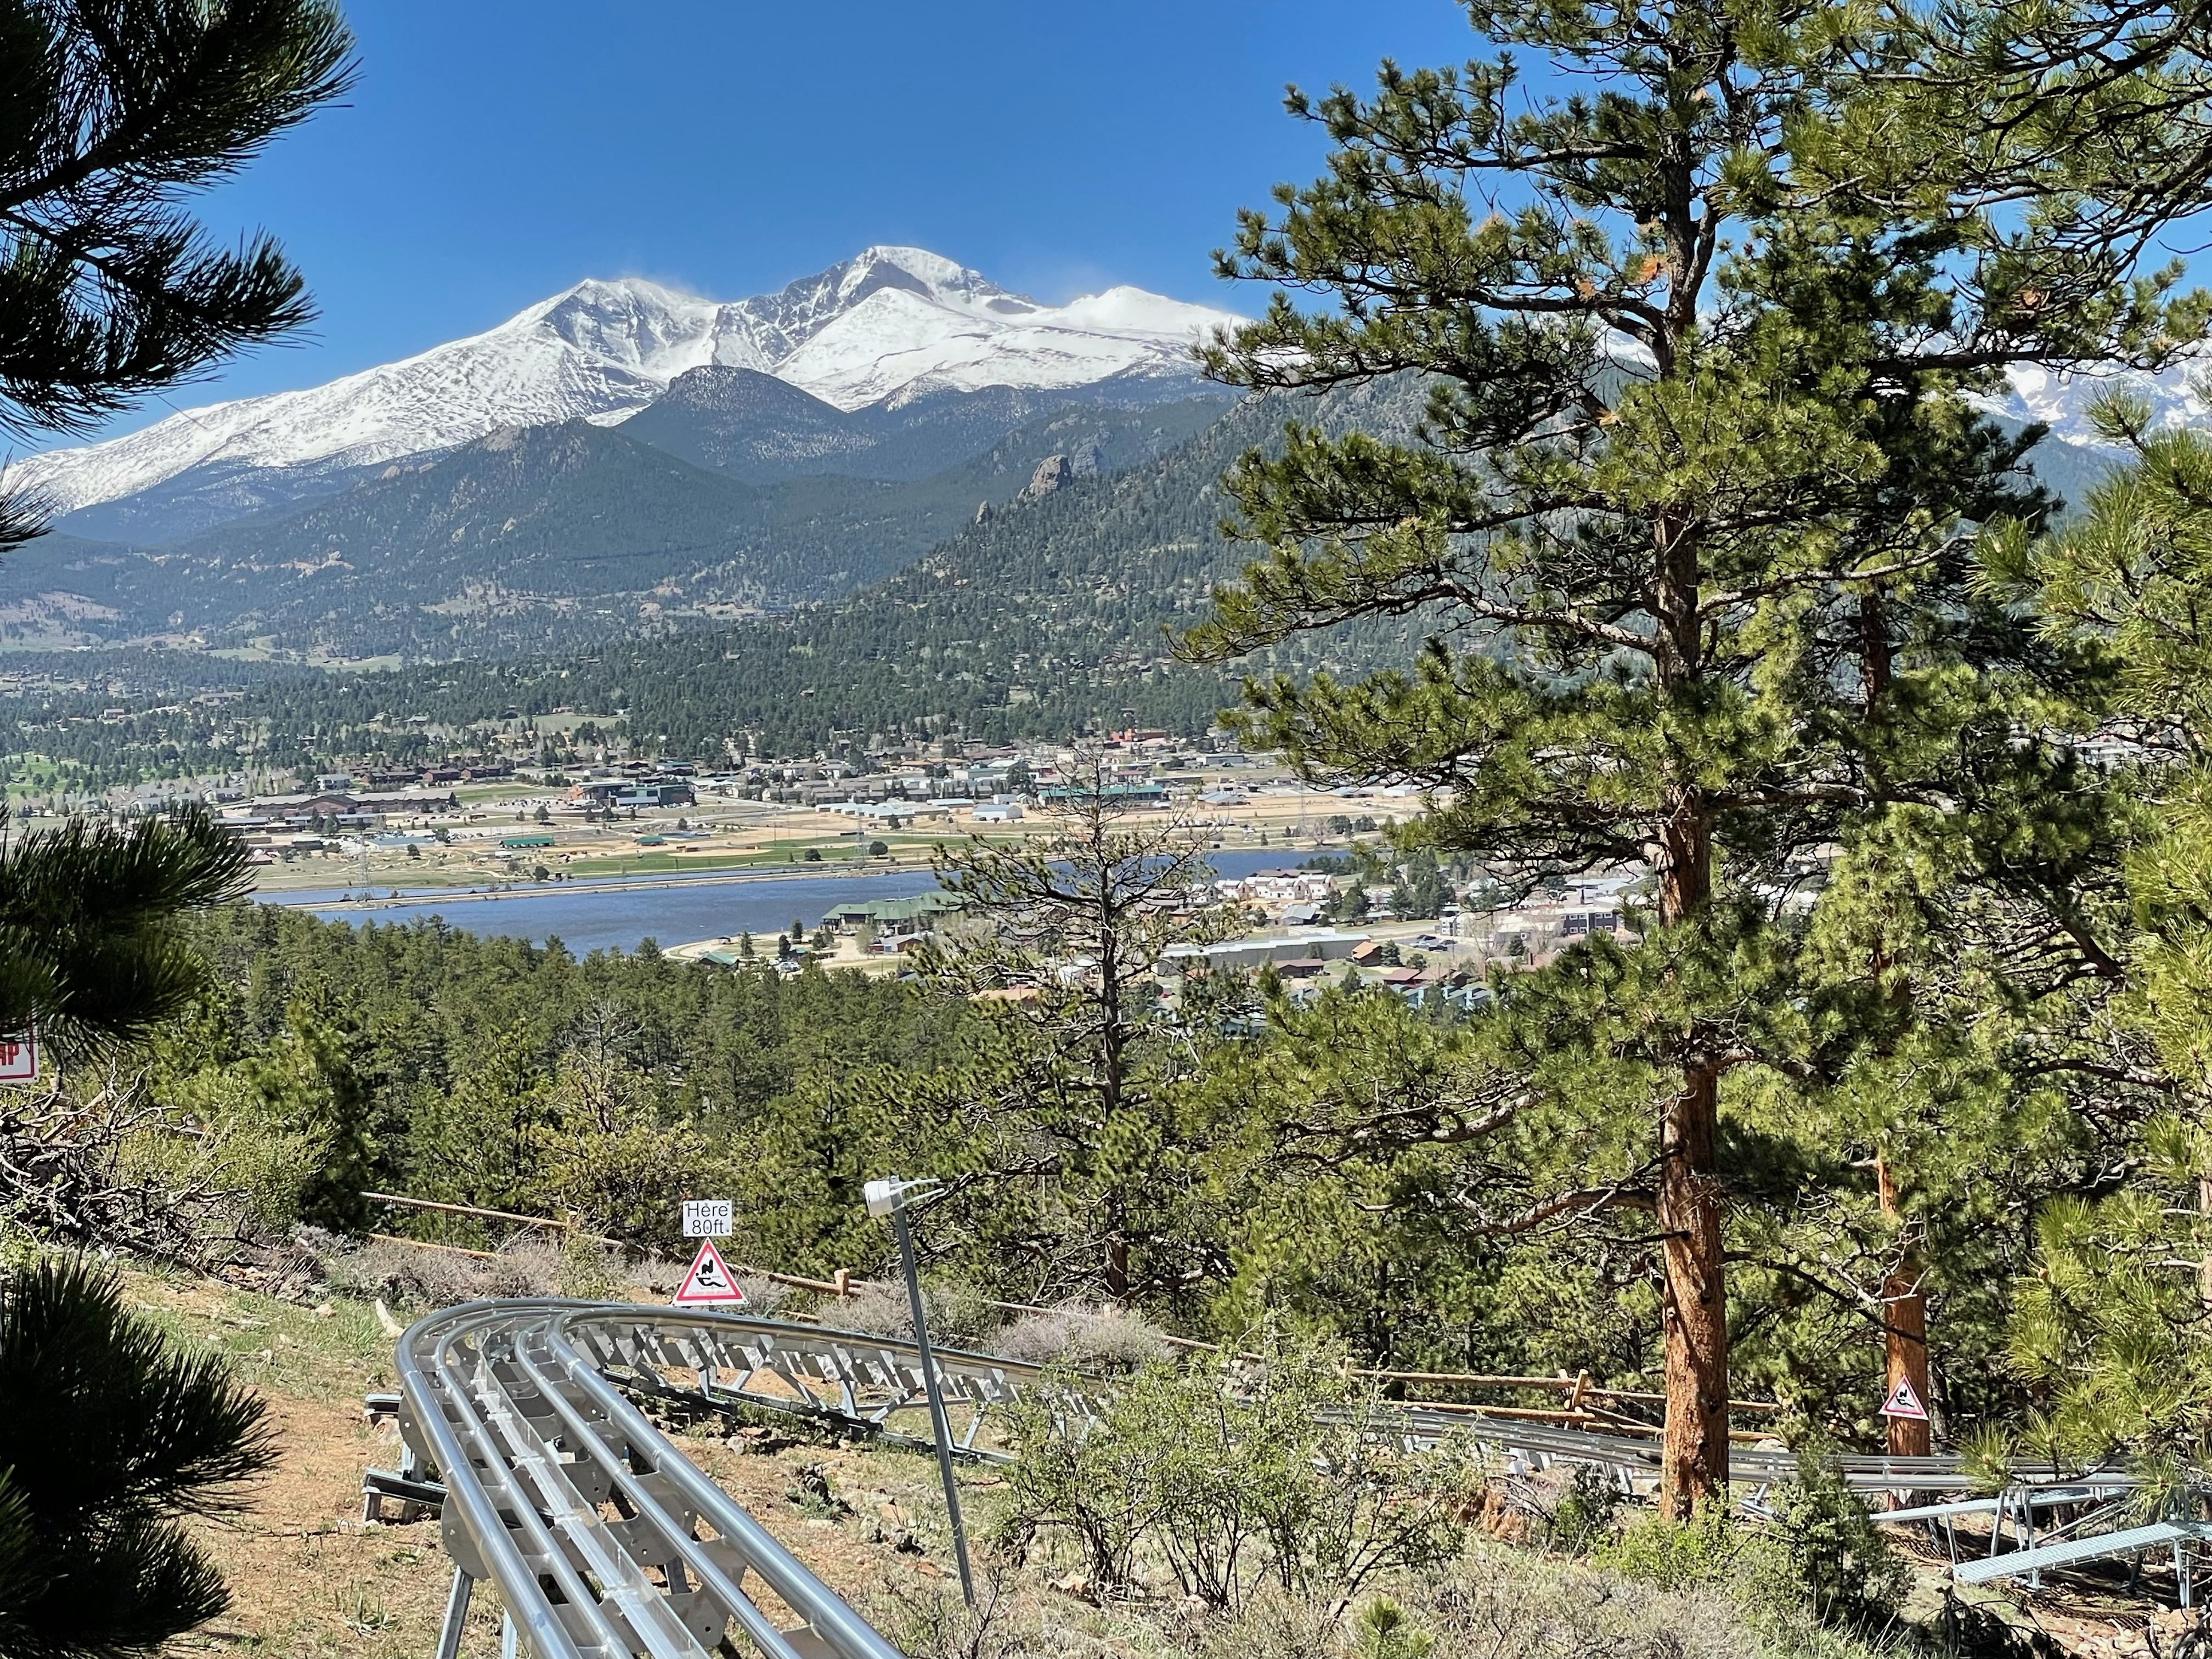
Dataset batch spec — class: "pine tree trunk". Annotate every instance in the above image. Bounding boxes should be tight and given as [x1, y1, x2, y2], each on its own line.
[1104, 1230, 1130, 1302]
[2198, 1175, 2211, 1313]
[1656, 786, 1729, 1515]
[1876, 1156, 1931, 1460]
[1660, 1062, 1730, 1515]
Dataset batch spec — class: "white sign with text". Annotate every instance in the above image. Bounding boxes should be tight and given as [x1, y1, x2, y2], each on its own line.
[0, 1032, 37, 1084]
[681, 1199, 733, 1238]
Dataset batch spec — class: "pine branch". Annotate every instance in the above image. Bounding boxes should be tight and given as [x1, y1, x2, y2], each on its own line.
[0, 0, 354, 445]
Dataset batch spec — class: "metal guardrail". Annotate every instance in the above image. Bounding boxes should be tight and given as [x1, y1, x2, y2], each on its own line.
[387, 1299, 2154, 1657]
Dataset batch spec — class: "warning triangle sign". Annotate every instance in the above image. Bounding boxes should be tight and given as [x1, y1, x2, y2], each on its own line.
[672, 1239, 747, 1306]
[1879, 1375, 1929, 1421]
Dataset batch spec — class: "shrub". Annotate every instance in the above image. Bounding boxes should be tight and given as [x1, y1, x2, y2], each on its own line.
[874, 1575, 1028, 1659]
[1759, 1443, 1910, 1629]
[1351, 1596, 1435, 1659]
[1369, 1542, 1829, 1659]
[314, 1234, 475, 1306]
[1595, 1498, 1746, 1592]
[310, 1233, 567, 1307]
[1543, 1462, 1623, 1555]
[1002, 1336, 1482, 1611]
[879, 1542, 1864, 1659]
[832, 1278, 1002, 1350]
[551, 1235, 624, 1300]
[994, 1302, 1173, 1372]
[1595, 1464, 1907, 1640]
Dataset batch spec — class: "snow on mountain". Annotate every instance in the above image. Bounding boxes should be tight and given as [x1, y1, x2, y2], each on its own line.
[10, 247, 1243, 520]
[780, 283, 1235, 409]
[1978, 356, 2212, 450]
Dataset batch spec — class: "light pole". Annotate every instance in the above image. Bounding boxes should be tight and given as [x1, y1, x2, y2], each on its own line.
[862, 1175, 975, 1605]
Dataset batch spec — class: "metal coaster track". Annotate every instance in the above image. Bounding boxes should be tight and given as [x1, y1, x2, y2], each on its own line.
[388, 1299, 2137, 1658]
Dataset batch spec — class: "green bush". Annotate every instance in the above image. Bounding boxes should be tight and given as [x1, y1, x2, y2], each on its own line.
[1351, 1596, 1435, 1659]
[1593, 1448, 1906, 1635]
[1544, 1463, 1623, 1554]
[1759, 1444, 1910, 1629]
[1594, 1498, 1746, 1591]
[1002, 1336, 1482, 1611]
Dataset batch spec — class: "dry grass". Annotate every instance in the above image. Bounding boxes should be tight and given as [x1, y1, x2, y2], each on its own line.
[116, 1266, 500, 1658]
[307, 1232, 585, 1308]
[825, 1280, 1173, 1369]
[992, 1303, 1172, 1372]
[863, 1541, 1904, 1659]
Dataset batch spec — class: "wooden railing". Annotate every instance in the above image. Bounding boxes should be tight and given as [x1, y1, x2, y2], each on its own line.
[359, 1188, 1782, 1419]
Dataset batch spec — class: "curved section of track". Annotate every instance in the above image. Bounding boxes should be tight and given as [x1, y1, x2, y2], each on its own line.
[394, 1300, 2097, 1657]
[398, 1301, 1118, 1658]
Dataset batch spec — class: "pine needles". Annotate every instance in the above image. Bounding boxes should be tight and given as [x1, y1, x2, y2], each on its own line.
[0, 1256, 274, 1659]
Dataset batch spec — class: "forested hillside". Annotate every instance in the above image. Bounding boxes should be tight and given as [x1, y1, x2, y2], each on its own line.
[0, 373, 2116, 789]
[619, 365, 1221, 484]
[0, 398, 1228, 661]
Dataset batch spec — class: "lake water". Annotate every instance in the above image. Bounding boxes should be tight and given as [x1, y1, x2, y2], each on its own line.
[263, 848, 1338, 956]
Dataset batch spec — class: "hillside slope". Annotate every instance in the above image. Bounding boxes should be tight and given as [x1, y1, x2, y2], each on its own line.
[21, 382, 1422, 770]
[0, 398, 1231, 659]
[0, 387, 2126, 782]
[619, 366, 1215, 484]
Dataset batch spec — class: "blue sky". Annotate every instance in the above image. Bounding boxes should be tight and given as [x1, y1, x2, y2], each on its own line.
[103, 0, 1475, 440]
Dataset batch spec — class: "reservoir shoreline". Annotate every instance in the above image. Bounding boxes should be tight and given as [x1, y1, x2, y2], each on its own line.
[259, 848, 1334, 956]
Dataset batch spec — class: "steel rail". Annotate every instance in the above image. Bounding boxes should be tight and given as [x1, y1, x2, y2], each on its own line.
[392, 1300, 2142, 1657]
[396, 1300, 1064, 1659]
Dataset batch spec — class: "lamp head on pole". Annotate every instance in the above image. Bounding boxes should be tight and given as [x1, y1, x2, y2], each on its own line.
[864, 1175, 944, 1218]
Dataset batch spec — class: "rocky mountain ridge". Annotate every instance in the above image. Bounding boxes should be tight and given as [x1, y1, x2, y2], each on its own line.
[10, 246, 1240, 540]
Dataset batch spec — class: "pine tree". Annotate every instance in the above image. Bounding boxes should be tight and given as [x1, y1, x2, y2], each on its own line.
[0, 809, 263, 1658]
[1980, 396, 2212, 1474]
[0, 636, 308, 1659]
[1183, 3, 2212, 1510]
[0, 0, 354, 547]
[0, 1258, 273, 1659]
[251, 1003, 383, 1234]
[0, 807, 253, 1047]
[919, 753, 1230, 1297]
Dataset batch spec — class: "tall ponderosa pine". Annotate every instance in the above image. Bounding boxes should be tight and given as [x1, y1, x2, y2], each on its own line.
[0, 0, 354, 545]
[1184, 2, 2212, 1508]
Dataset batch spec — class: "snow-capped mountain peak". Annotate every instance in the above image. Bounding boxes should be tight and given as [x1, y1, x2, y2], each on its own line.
[525, 277, 731, 376]
[10, 249, 1243, 527]
[1979, 357, 2212, 449]
[825, 245, 1017, 313]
